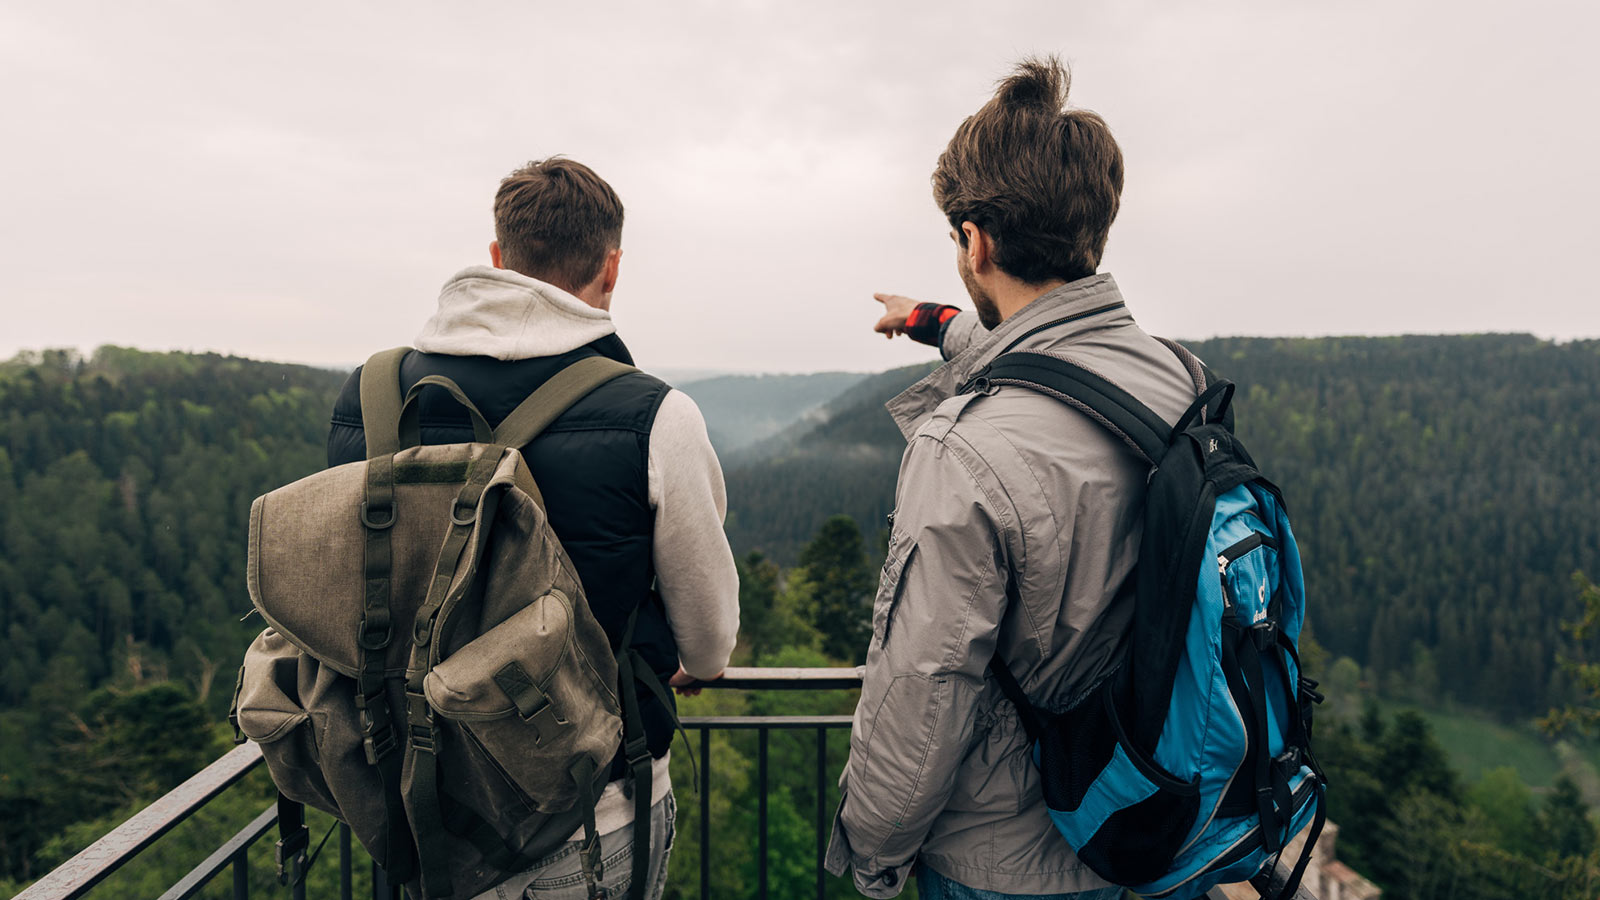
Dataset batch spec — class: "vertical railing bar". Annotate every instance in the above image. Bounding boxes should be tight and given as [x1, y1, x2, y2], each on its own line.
[340, 822, 352, 900]
[700, 726, 711, 900]
[815, 727, 827, 900]
[758, 727, 769, 900]
[293, 853, 307, 900]
[232, 849, 248, 900]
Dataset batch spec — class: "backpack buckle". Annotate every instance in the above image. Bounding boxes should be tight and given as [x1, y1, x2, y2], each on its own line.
[1298, 676, 1325, 705]
[363, 726, 398, 764]
[1248, 620, 1278, 651]
[276, 826, 310, 884]
[404, 691, 437, 752]
[524, 701, 567, 746]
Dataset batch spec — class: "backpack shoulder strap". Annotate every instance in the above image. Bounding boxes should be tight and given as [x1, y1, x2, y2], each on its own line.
[978, 352, 1172, 465]
[1155, 337, 1237, 432]
[492, 356, 640, 449]
[1156, 337, 1206, 394]
[359, 347, 411, 460]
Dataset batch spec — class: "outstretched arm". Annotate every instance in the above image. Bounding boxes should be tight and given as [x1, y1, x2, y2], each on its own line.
[871, 294, 979, 360]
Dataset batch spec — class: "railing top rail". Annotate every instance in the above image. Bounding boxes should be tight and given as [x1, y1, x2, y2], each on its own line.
[688, 666, 863, 690]
[14, 742, 264, 900]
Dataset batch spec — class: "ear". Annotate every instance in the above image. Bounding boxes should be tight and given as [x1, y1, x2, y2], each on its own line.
[600, 248, 622, 295]
[489, 240, 504, 269]
[960, 221, 991, 273]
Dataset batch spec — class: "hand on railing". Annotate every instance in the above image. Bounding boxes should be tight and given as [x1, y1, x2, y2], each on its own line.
[670, 667, 722, 697]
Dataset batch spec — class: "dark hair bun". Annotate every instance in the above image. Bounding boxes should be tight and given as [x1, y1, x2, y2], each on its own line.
[995, 56, 1070, 112]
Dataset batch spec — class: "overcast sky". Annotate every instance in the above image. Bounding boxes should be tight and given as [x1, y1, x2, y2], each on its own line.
[3, 0, 1595, 373]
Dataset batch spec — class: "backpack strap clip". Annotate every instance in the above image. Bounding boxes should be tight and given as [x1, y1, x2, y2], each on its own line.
[274, 795, 310, 884]
[404, 688, 437, 752]
[1247, 619, 1279, 652]
[358, 699, 399, 765]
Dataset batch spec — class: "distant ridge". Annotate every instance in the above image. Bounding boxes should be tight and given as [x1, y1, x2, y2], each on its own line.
[674, 371, 870, 454]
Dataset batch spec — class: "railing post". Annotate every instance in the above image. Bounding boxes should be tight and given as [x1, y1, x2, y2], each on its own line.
[700, 726, 711, 900]
[339, 823, 352, 900]
[757, 727, 769, 900]
[232, 849, 248, 900]
[815, 727, 827, 900]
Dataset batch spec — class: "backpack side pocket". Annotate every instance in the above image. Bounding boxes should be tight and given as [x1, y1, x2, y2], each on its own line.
[236, 628, 340, 817]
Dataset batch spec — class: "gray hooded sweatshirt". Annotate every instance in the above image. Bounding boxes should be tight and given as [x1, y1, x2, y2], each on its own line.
[825, 274, 1200, 896]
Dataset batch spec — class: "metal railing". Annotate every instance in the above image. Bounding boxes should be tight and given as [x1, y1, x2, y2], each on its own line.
[13, 667, 1314, 900]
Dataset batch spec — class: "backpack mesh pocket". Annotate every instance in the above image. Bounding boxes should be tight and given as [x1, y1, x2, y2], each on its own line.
[1035, 685, 1200, 885]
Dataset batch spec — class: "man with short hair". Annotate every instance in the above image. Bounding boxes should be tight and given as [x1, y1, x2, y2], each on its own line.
[327, 157, 739, 900]
[825, 58, 1200, 899]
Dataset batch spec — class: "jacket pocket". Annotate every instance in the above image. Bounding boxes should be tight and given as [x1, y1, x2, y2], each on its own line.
[871, 542, 917, 649]
[424, 590, 622, 813]
[236, 628, 341, 817]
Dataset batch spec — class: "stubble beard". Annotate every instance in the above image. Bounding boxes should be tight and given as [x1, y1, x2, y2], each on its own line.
[961, 258, 1002, 330]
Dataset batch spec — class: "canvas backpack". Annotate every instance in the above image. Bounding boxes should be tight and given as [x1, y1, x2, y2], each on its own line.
[229, 349, 666, 900]
[968, 341, 1327, 900]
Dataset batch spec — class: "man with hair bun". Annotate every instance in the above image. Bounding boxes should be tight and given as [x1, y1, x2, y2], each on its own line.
[826, 57, 1198, 899]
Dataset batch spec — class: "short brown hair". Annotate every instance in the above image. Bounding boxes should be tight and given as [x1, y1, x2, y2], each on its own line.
[493, 157, 624, 291]
[932, 56, 1124, 284]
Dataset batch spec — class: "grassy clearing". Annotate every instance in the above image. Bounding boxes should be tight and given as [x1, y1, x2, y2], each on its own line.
[1362, 699, 1600, 802]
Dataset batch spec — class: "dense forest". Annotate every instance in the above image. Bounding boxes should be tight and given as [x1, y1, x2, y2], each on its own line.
[723, 334, 1600, 720]
[3, 337, 1600, 899]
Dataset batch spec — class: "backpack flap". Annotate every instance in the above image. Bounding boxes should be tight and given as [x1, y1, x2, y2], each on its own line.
[246, 442, 527, 675]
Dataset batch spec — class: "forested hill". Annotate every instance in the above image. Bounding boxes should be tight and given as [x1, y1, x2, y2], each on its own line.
[3, 336, 1599, 884]
[722, 333, 1600, 720]
[0, 348, 346, 881]
[0, 347, 344, 711]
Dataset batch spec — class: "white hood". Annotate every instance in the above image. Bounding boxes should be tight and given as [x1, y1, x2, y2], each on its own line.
[414, 265, 616, 360]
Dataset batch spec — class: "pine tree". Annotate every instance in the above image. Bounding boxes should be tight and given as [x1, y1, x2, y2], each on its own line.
[796, 515, 875, 664]
[1539, 775, 1597, 863]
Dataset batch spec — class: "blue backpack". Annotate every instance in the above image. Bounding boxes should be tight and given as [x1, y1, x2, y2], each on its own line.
[971, 341, 1326, 900]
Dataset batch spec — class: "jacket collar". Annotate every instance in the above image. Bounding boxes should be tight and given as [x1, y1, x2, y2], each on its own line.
[414, 265, 617, 361]
[885, 273, 1133, 439]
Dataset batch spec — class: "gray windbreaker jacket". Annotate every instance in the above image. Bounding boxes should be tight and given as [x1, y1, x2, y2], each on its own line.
[825, 274, 1201, 896]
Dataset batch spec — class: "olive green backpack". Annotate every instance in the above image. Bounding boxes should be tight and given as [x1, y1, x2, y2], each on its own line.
[230, 349, 660, 900]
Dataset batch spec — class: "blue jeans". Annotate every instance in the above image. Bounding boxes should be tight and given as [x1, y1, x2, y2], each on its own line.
[476, 794, 676, 900]
[916, 864, 1124, 900]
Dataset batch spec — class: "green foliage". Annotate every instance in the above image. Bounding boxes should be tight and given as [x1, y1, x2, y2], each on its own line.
[1322, 706, 1600, 899]
[1467, 767, 1538, 859]
[725, 335, 1600, 722]
[0, 346, 345, 884]
[736, 552, 824, 664]
[1544, 572, 1600, 737]
[796, 517, 875, 664]
[1540, 776, 1598, 863]
[10, 337, 1600, 896]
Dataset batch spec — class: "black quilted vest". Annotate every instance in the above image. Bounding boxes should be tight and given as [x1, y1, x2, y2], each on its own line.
[326, 334, 681, 774]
